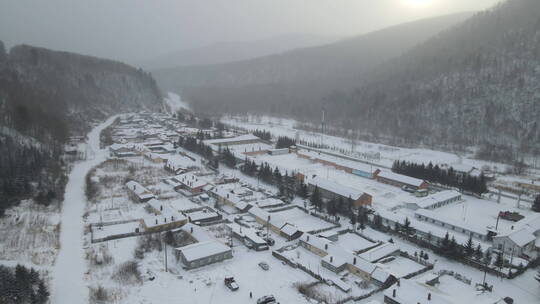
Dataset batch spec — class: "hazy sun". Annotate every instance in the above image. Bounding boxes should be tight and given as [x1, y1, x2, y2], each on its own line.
[402, 0, 434, 7]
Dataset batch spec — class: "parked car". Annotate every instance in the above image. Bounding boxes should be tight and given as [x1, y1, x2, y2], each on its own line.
[224, 276, 239, 291]
[257, 295, 276, 304]
[258, 262, 269, 270]
[264, 237, 275, 246]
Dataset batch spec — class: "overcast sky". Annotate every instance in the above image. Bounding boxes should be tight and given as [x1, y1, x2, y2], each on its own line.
[0, 0, 501, 64]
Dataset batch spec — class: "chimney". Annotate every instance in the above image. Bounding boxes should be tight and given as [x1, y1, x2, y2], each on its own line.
[392, 289, 396, 298]
[428, 293, 431, 301]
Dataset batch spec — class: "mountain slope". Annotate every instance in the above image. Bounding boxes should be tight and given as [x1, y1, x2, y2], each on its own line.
[153, 12, 473, 114]
[142, 33, 338, 69]
[0, 43, 163, 210]
[325, 0, 540, 162]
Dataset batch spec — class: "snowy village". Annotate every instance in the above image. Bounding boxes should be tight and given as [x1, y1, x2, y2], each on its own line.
[1, 1, 540, 303]
[57, 107, 538, 304]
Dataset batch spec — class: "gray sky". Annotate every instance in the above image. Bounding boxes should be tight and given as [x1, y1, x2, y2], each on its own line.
[0, 0, 501, 64]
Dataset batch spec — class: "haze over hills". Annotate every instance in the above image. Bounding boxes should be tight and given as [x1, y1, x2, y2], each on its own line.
[141, 33, 339, 69]
[153, 12, 473, 108]
[0, 42, 162, 207]
[154, 0, 540, 163]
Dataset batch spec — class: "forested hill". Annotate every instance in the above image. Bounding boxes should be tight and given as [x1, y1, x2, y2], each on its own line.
[0, 43, 163, 211]
[324, 0, 540, 162]
[160, 0, 539, 164]
[153, 12, 472, 114]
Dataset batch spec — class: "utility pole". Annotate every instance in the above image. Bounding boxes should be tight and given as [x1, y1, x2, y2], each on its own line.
[161, 232, 168, 272]
[267, 215, 271, 239]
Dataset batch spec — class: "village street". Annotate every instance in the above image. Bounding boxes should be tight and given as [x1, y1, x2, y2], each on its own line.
[50, 116, 118, 304]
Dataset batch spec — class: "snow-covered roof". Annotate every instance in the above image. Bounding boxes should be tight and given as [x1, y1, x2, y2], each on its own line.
[377, 209, 491, 250]
[496, 227, 536, 247]
[280, 223, 301, 237]
[227, 223, 267, 245]
[186, 208, 219, 222]
[176, 240, 231, 262]
[377, 171, 425, 187]
[416, 190, 461, 209]
[126, 181, 154, 199]
[179, 223, 213, 242]
[307, 176, 365, 200]
[203, 134, 260, 145]
[300, 234, 332, 251]
[383, 273, 502, 304]
[173, 173, 208, 189]
[359, 243, 399, 262]
[371, 268, 392, 284]
[415, 209, 487, 237]
[298, 149, 379, 174]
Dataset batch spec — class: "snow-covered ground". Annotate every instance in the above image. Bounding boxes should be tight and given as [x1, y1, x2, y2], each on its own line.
[51, 115, 119, 304]
[222, 115, 530, 174]
[42, 111, 539, 304]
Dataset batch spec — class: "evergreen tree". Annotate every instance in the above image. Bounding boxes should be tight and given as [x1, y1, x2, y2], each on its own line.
[474, 244, 483, 259]
[532, 194, 540, 212]
[465, 236, 475, 256]
[36, 280, 50, 304]
[403, 217, 413, 235]
[494, 252, 504, 268]
[311, 186, 322, 211]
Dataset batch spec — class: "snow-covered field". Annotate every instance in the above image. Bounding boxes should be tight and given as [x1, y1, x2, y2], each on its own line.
[222, 115, 536, 175]
[0, 200, 60, 266]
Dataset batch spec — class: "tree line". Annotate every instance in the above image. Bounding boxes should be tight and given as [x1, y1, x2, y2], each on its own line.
[392, 160, 488, 195]
[0, 264, 49, 304]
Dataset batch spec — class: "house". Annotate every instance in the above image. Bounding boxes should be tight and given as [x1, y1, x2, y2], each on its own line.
[126, 181, 155, 203]
[109, 143, 137, 157]
[493, 215, 540, 257]
[297, 149, 381, 179]
[248, 207, 286, 234]
[227, 223, 269, 251]
[383, 272, 504, 304]
[299, 234, 394, 284]
[404, 190, 462, 210]
[280, 223, 303, 241]
[164, 156, 195, 174]
[185, 207, 222, 224]
[376, 209, 491, 252]
[375, 171, 428, 190]
[172, 173, 208, 194]
[143, 199, 188, 232]
[175, 241, 232, 270]
[268, 148, 290, 156]
[307, 176, 373, 207]
[414, 209, 490, 242]
[203, 134, 263, 148]
[358, 243, 400, 263]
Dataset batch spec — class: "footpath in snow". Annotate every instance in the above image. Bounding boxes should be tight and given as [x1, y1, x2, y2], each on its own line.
[51, 116, 117, 304]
